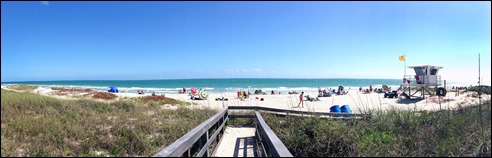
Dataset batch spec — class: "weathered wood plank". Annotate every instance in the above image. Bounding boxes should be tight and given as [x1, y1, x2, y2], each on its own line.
[255, 128, 267, 157]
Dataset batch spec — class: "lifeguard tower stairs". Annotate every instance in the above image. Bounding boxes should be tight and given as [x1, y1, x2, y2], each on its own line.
[400, 64, 443, 99]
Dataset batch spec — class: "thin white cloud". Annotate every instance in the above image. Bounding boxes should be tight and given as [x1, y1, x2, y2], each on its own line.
[224, 68, 263, 74]
[226, 69, 240, 74]
[41, 1, 49, 6]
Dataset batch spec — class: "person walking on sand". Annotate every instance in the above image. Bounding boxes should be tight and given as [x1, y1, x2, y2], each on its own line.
[298, 92, 304, 108]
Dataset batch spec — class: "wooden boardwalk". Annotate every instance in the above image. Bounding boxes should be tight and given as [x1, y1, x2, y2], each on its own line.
[154, 106, 363, 157]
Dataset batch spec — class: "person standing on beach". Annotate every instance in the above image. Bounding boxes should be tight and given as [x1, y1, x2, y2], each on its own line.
[183, 87, 186, 93]
[298, 92, 304, 108]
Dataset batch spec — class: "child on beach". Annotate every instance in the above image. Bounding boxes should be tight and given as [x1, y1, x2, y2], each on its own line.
[298, 92, 304, 108]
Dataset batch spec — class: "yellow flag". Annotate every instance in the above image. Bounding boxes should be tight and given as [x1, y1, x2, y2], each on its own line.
[399, 55, 405, 61]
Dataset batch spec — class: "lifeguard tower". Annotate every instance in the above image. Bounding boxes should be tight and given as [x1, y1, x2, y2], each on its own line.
[400, 64, 443, 99]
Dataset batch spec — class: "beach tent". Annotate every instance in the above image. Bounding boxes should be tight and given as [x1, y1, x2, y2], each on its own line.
[108, 86, 119, 93]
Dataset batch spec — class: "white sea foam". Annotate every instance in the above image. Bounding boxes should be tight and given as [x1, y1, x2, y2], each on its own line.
[225, 87, 245, 91]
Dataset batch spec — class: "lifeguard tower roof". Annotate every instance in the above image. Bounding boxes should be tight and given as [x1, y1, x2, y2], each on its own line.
[408, 64, 443, 69]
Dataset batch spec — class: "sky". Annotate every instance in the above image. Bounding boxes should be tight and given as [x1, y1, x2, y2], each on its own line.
[1, 1, 491, 85]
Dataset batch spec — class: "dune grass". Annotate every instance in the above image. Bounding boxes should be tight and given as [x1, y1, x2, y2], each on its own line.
[263, 100, 491, 157]
[0, 89, 217, 157]
[5, 84, 39, 91]
[121, 95, 193, 107]
[51, 87, 93, 93]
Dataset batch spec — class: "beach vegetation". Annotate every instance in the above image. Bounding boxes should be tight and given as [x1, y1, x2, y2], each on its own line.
[49, 87, 96, 97]
[263, 100, 491, 157]
[0, 89, 217, 157]
[123, 95, 192, 106]
[51, 87, 94, 93]
[228, 110, 256, 126]
[5, 84, 38, 91]
[92, 92, 118, 100]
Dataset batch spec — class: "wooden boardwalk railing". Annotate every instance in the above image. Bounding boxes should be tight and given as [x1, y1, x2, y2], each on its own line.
[254, 111, 292, 157]
[153, 107, 229, 157]
[228, 106, 365, 118]
[154, 106, 363, 157]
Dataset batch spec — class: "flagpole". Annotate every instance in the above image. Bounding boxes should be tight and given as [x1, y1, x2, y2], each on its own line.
[404, 54, 406, 77]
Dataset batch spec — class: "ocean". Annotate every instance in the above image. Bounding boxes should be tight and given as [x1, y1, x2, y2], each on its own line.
[2, 78, 459, 94]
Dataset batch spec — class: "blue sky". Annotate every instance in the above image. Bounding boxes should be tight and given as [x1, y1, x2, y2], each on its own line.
[1, 1, 491, 85]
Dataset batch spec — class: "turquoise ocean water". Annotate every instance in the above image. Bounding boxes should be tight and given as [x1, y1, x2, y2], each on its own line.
[2, 78, 408, 94]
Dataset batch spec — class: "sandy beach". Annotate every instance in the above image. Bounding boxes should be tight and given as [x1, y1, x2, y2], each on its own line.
[155, 90, 490, 114]
[3, 85, 490, 114]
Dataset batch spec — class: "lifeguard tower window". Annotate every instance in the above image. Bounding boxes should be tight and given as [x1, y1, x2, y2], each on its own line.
[430, 69, 438, 75]
[414, 67, 426, 75]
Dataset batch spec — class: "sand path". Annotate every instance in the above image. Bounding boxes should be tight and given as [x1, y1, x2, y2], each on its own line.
[213, 127, 257, 157]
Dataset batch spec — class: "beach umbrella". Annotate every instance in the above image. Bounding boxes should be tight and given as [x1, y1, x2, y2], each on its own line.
[191, 87, 197, 94]
[199, 91, 208, 99]
[339, 85, 344, 91]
